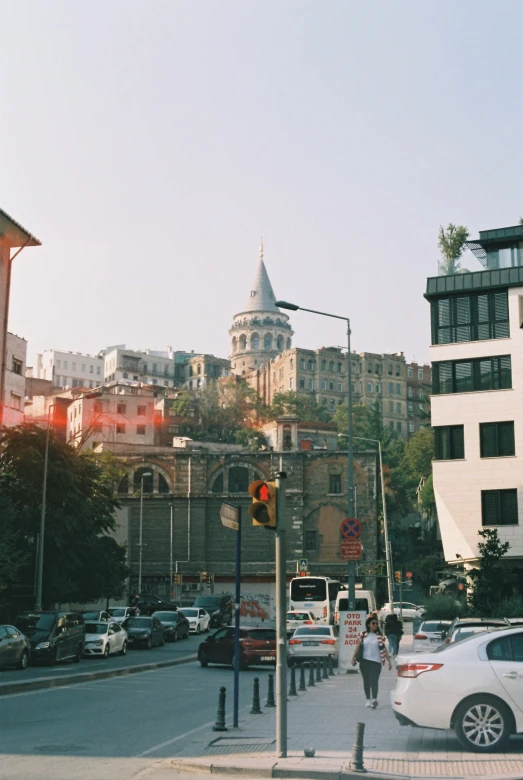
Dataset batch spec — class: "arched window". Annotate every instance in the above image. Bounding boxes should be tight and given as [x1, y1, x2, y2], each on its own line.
[212, 473, 224, 493]
[321, 360, 326, 371]
[229, 466, 249, 493]
[189, 366, 193, 376]
[158, 474, 169, 494]
[308, 360, 314, 371]
[251, 333, 260, 349]
[264, 334, 272, 349]
[329, 361, 334, 372]
[197, 364, 201, 374]
[239, 335, 247, 350]
[276, 335, 283, 351]
[134, 468, 153, 494]
[282, 424, 292, 450]
[337, 362, 342, 373]
[329, 381, 334, 391]
[118, 476, 129, 494]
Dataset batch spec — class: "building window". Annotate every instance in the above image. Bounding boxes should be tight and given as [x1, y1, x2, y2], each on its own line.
[289, 378, 294, 390]
[396, 422, 402, 433]
[97, 366, 101, 375]
[408, 387, 413, 398]
[389, 420, 394, 429]
[305, 530, 317, 552]
[395, 383, 401, 395]
[321, 398, 327, 405]
[407, 367, 413, 378]
[409, 421, 415, 433]
[396, 402, 401, 414]
[329, 398, 335, 411]
[118, 476, 129, 494]
[388, 382, 393, 394]
[418, 369, 423, 380]
[329, 361, 334, 372]
[419, 389, 424, 399]
[290, 359, 293, 369]
[11, 358, 22, 375]
[329, 474, 342, 494]
[117, 403, 126, 415]
[388, 401, 393, 413]
[158, 474, 169, 494]
[299, 379, 305, 389]
[308, 360, 314, 371]
[72, 362, 76, 371]
[480, 422, 515, 458]
[396, 366, 400, 376]
[367, 364, 372, 373]
[434, 425, 465, 460]
[134, 468, 153, 494]
[92, 423, 102, 433]
[431, 290, 509, 345]
[300, 359, 306, 370]
[433, 355, 512, 394]
[337, 362, 342, 373]
[56, 360, 61, 368]
[137, 405, 146, 416]
[482, 489, 518, 526]
[329, 381, 334, 391]
[337, 382, 343, 392]
[264, 335, 272, 349]
[10, 392, 21, 410]
[388, 364, 392, 375]
[321, 379, 327, 390]
[321, 360, 326, 371]
[123, 372, 129, 379]
[64, 361, 68, 369]
[408, 401, 413, 412]
[116, 423, 126, 434]
[212, 473, 224, 493]
[367, 383, 372, 392]
[137, 425, 146, 435]
[418, 403, 424, 412]
[229, 467, 249, 493]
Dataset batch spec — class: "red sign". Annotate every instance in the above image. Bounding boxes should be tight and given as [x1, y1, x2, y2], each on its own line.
[340, 518, 361, 539]
[341, 540, 362, 560]
[405, 571, 413, 580]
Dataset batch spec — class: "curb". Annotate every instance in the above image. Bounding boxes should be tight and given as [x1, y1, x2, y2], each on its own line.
[0, 653, 197, 696]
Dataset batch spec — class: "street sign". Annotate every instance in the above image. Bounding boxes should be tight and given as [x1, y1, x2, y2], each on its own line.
[341, 539, 362, 560]
[340, 518, 361, 539]
[299, 558, 308, 572]
[220, 502, 240, 531]
[406, 581, 412, 589]
[405, 571, 413, 580]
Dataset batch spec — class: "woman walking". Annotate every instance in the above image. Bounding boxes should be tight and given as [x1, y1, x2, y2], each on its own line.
[351, 615, 392, 709]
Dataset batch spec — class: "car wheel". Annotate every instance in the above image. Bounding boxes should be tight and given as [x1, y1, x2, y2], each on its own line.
[205, 623, 210, 633]
[73, 644, 82, 663]
[49, 647, 58, 667]
[120, 641, 127, 656]
[199, 649, 209, 667]
[196, 624, 201, 635]
[454, 696, 512, 752]
[146, 637, 152, 650]
[17, 650, 29, 670]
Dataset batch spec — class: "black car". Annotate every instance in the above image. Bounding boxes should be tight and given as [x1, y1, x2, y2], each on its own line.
[0, 625, 31, 670]
[132, 594, 178, 616]
[152, 610, 190, 642]
[14, 611, 84, 665]
[122, 616, 165, 648]
[193, 595, 233, 628]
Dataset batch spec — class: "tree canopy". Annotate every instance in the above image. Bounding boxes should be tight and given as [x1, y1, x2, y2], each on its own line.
[438, 223, 470, 275]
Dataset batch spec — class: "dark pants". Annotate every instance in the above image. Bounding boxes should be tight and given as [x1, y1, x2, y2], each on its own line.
[360, 658, 382, 700]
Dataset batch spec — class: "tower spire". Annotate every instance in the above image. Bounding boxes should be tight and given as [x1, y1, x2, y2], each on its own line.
[260, 236, 263, 261]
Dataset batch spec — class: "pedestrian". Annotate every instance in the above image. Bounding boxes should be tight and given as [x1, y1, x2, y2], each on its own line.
[351, 614, 392, 709]
[385, 613, 403, 658]
[130, 594, 141, 617]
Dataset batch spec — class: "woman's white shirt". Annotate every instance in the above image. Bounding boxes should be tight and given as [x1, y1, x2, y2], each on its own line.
[362, 631, 381, 663]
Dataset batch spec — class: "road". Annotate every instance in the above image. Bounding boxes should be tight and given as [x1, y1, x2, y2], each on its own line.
[0, 655, 276, 780]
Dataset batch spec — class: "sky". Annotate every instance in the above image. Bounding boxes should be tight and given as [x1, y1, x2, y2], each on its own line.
[2, 0, 523, 368]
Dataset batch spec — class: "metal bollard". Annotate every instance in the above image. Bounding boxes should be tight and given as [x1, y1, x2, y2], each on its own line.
[322, 657, 328, 679]
[299, 664, 307, 691]
[250, 676, 262, 714]
[350, 721, 366, 773]
[288, 664, 298, 696]
[308, 661, 315, 687]
[266, 673, 276, 707]
[213, 686, 228, 731]
[315, 658, 322, 682]
[328, 655, 334, 676]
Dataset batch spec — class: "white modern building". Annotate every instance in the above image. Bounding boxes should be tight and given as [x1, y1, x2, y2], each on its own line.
[103, 345, 182, 389]
[427, 222, 523, 570]
[3, 332, 27, 426]
[35, 349, 104, 389]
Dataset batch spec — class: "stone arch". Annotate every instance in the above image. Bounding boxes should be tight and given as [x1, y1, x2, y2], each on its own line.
[250, 332, 260, 350]
[132, 463, 173, 495]
[264, 333, 272, 349]
[207, 463, 268, 494]
[276, 334, 284, 351]
[239, 334, 247, 351]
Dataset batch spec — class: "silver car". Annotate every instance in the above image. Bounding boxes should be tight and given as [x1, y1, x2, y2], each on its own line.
[413, 620, 451, 653]
[288, 625, 339, 666]
[83, 621, 128, 658]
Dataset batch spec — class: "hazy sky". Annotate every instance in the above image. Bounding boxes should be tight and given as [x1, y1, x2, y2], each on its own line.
[2, 1, 522, 368]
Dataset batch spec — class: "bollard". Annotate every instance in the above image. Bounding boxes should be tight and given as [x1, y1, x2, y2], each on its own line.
[328, 655, 334, 677]
[212, 686, 228, 731]
[299, 664, 307, 691]
[266, 673, 276, 707]
[288, 664, 298, 696]
[322, 657, 328, 680]
[308, 661, 315, 687]
[350, 721, 367, 773]
[315, 658, 322, 683]
[250, 676, 262, 714]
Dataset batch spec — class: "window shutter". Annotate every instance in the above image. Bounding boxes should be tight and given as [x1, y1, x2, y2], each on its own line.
[498, 422, 515, 457]
[450, 426, 464, 459]
[482, 491, 500, 525]
[480, 423, 497, 458]
[501, 490, 518, 525]
[455, 297, 471, 342]
[500, 355, 512, 389]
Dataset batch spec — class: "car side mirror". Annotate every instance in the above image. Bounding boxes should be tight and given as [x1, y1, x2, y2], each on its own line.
[108, 630, 114, 635]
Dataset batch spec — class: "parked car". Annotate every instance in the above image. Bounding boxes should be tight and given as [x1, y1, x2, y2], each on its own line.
[83, 621, 128, 658]
[288, 625, 339, 666]
[0, 625, 31, 670]
[379, 602, 425, 622]
[392, 626, 523, 752]
[198, 626, 276, 669]
[132, 594, 178, 616]
[445, 617, 510, 645]
[83, 610, 110, 621]
[178, 607, 211, 634]
[193, 594, 233, 628]
[152, 611, 190, 641]
[413, 620, 452, 653]
[14, 611, 84, 665]
[108, 607, 132, 621]
[286, 611, 316, 638]
[122, 616, 165, 649]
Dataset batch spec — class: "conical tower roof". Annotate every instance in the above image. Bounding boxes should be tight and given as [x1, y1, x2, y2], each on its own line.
[242, 258, 280, 314]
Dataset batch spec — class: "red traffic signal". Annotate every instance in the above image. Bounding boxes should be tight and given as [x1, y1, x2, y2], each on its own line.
[248, 480, 277, 528]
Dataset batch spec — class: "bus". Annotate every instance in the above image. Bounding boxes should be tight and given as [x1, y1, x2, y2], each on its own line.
[289, 577, 342, 625]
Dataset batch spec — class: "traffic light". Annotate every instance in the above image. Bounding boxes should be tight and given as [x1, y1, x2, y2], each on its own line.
[201, 572, 212, 585]
[248, 480, 277, 528]
[173, 573, 181, 585]
[395, 571, 402, 584]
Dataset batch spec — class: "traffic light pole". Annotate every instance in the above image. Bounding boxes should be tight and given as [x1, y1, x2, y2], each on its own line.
[233, 506, 242, 728]
[275, 472, 287, 758]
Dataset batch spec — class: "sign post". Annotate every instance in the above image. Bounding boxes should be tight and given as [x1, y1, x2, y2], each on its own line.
[338, 610, 366, 672]
[341, 519, 361, 601]
[220, 502, 241, 727]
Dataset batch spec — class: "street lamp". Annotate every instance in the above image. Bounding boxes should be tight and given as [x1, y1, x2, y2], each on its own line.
[138, 472, 152, 593]
[35, 404, 56, 611]
[276, 300, 356, 609]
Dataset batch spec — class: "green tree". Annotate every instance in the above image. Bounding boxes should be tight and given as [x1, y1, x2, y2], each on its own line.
[0, 496, 29, 607]
[267, 391, 332, 423]
[0, 424, 127, 607]
[438, 223, 470, 275]
[468, 528, 510, 616]
[418, 473, 435, 514]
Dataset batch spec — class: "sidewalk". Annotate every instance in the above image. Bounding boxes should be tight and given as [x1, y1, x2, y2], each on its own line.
[167, 631, 523, 780]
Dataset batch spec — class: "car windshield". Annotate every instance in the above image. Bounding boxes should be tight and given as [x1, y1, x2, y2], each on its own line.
[295, 626, 331, 636]
[337, 598, 369, 612]
[85, 623, 108, 634]
[14, 613, 57, 636]
[126, 618, 151, 628]
[287, 613, 310, 621]
[109, 608, 126, 617]
[180, 609, 198, 617]
[420, 621, 450, 633]
[194, 598, 220, 609]
[154, 612, 177, 621]
[246, 629, 276, 640]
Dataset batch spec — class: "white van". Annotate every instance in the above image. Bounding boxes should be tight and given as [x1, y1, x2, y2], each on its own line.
[333, 589, 376, 626]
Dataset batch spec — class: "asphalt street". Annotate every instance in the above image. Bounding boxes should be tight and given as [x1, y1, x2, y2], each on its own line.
[0, 655, 276, 780]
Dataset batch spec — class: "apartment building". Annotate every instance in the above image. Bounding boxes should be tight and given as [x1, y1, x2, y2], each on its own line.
[180, 353, 231, 390]
[3, 332, 27, 426]
[427, 222, 523, 569]
[406, 362, 431, 434]
[35, 349, 104, 389]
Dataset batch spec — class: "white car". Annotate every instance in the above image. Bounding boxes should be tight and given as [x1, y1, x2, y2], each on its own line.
[286, 611, 316, 637]
[108, 607, 132, 621]
[392, 626, 523, 752]
[380, 602, 425, 622]
[288, 625, 339, 666]
[178, 607, 210, 634]
[83, 621, 128, 658]
[413, 620, 452, 653]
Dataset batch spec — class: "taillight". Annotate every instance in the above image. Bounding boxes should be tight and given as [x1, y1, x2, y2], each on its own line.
[289, 639, 302, 645]
[334, 612, 338, 622]
[397, 663, 443, 678]
[304, 620, 312, 625]
[240, 639, 256, 647]
[414, 633, 427, 640]
[323, 607, 327, 619]
[320, 639, 335, 645]
[445, 637, 451, 645]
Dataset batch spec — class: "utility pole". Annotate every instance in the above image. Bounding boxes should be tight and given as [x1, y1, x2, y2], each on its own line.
[275, 470, 287, 758]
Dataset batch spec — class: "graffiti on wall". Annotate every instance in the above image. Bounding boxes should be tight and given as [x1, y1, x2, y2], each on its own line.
[223, 590, 272, 620]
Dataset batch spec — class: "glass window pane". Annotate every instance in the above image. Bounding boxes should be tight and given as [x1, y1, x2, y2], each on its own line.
[455, 361, 473, 393]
